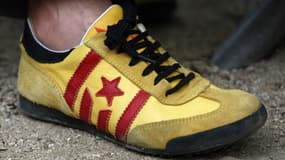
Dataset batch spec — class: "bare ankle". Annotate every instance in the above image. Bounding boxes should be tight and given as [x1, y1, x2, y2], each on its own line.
[28, 0, 111, 50]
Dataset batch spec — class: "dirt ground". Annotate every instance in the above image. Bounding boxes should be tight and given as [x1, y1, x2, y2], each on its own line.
[0, 0, 284, 160]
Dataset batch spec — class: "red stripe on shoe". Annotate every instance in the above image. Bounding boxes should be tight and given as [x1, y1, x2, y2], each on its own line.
[79, 89, 93, 124]
[115, 90, 150, 141]
[64, 50, 101, 111]
[97, 110, 112, 132]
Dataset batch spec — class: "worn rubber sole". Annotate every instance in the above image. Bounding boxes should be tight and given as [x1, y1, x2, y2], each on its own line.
[19, 95, 267, 157]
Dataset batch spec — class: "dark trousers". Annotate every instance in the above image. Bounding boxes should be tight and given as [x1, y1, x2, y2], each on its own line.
[0, 0, 27, 18]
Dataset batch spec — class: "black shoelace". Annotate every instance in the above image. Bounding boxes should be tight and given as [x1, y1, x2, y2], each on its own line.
[104, 1, 195, 96]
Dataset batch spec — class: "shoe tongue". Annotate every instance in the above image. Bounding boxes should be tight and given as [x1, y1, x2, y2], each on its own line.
[81, 5, 123, 42]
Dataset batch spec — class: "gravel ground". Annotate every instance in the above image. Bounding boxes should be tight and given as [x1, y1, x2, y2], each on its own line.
[0, 0, 284, 160]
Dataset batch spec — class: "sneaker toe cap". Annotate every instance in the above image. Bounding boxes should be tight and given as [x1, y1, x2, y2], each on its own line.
[127, 85, 265, 152]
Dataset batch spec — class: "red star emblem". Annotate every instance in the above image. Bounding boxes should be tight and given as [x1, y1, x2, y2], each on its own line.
[96, 77, 124, 106]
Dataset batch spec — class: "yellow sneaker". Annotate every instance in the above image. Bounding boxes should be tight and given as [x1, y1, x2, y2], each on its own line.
[18, 3, 267, 156]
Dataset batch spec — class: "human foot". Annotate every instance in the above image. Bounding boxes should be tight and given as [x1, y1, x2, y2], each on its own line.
[28, 0, 111, 50]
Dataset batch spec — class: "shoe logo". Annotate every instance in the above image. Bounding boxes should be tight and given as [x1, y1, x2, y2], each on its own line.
[79, 88, 93, 124]
[64, 50, 102, 111]
[95, 27, 106, 33]
[115, 90, 150, 141]
[63, 49, 150, 141]
[96, 77, 124, 107]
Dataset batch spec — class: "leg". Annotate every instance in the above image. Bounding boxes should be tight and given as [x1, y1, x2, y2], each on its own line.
[28, 0, 111, 50]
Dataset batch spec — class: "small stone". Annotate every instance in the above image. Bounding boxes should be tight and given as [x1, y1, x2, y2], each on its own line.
[0, 139, 7, 152]
[220, 156, 242, 160]
[0, 147, 7, 151]
[245, 66, 255, 72]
